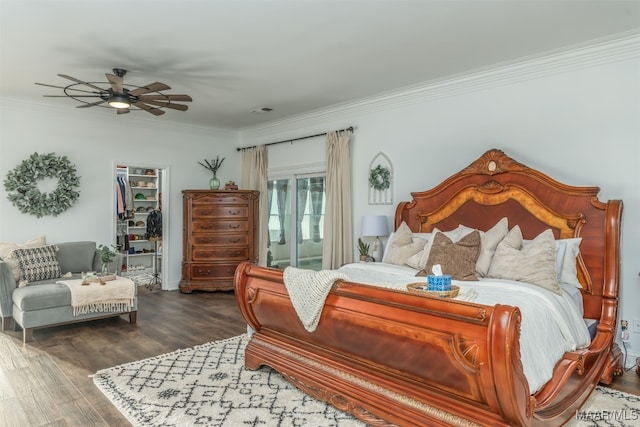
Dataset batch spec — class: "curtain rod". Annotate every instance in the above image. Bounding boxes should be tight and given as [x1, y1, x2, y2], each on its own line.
[236, 126, 354, 151]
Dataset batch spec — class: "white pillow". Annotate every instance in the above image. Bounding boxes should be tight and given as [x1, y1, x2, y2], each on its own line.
[475, 217, 509, 277]
[381, 222, 413, 263]
[558, 238, 582, 288]
[0, 235, 47, 281]
[488, 226, 561, 294]
[406, 238, 430, 269]
[386, 239, 426, 266]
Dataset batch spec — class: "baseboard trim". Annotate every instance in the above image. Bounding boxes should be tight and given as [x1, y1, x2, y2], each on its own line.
[622, 344, 639, 370]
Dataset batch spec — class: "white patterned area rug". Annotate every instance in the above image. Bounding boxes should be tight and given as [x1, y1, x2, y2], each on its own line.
[93, 335, 640, 427]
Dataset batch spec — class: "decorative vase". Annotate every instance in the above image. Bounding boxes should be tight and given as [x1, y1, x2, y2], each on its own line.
[209, 175, 220, 190]
[101, 263, 110, 275]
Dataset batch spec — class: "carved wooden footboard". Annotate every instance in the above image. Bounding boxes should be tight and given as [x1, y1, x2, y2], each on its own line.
[234, 149, 623, 427]
[236, 263, 532, 426]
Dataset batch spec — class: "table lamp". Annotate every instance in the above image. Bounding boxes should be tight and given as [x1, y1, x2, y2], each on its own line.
[361, 215, 389, 262]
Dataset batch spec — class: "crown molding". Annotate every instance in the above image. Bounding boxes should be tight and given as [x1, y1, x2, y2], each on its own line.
[0, 96, 238, 139]
[240, 31, 640, 140]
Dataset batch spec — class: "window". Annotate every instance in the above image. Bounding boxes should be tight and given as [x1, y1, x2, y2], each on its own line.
[266, 174, 325, 271]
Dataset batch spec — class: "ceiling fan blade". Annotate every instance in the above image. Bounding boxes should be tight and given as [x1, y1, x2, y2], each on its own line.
[76, 99, 107, 108]
[43, 95, 103, 97]
[139, 99, 189, 111]
[58, 74, 107, 92]
[137, 94, 192, 102]
[36, 82, 101, 94]
[133, 101, 165, 116]
[106, 73, 124, 93]
[128, 82, 171, 96]
[117, 108, 130, 115]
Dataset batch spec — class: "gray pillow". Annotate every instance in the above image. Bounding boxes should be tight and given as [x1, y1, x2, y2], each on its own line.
[475, 217, 509, 277]
[487, 226, 560, 294]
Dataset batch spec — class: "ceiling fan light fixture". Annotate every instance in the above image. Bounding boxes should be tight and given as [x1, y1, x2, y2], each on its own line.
[108, 94, 131, 109]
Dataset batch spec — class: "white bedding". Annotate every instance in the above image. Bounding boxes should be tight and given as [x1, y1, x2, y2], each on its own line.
[338, 262, 591, 393]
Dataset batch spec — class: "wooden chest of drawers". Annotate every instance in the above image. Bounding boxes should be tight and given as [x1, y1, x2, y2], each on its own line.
[179, 190, 259, 292]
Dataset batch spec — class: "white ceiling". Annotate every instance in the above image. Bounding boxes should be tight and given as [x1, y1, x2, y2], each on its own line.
[1, 0, 639, 131]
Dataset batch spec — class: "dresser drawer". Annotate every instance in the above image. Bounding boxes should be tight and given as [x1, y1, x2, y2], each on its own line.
[193, 194, 251, 206]
[193, 247, 249, 261]
[191, 234, 248, 246]
[192, 206, 248, 218]
[190, 263, 239, 279]
[192, 220, 248, 233]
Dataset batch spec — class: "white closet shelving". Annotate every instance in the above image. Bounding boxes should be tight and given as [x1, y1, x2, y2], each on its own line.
[115, 166, 162, 278]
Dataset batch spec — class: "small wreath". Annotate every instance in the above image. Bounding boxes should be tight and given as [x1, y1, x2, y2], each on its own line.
[368, 165, 391, 191]
[4, 152, 80, 218]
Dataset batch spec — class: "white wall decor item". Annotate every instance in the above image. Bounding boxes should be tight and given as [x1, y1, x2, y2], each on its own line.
[368, 152, 393, 205]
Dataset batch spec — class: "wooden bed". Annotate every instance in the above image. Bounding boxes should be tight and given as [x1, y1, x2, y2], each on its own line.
[234, 149, 623, 427]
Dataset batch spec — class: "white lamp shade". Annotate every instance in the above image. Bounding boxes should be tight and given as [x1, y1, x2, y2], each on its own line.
[361, 215, 389, 237]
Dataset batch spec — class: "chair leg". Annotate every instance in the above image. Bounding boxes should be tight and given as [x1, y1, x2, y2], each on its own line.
[129, 311, 137, 324]
[1, 316, 12, 332]
[22, 328, 33, 343]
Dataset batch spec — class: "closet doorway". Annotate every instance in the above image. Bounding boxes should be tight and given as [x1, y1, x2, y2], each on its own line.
[113, 163, 169, 289]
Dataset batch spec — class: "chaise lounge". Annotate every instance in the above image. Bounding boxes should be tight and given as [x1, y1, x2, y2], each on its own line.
[0, 240, 137, 342]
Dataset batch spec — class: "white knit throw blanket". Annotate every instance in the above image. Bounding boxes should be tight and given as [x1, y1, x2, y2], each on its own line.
[57, 276, 135, 316]
[283, 267, 348, 332]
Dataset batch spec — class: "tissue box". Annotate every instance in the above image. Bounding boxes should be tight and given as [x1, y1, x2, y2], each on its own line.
[427, 275, 452, 291]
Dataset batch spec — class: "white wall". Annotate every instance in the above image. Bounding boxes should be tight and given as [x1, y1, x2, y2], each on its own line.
[240, 38, 640, 361]
[0, 101, 240, 290]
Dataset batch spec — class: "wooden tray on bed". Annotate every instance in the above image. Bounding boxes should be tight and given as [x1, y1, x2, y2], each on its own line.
[406, 283, 460, 298]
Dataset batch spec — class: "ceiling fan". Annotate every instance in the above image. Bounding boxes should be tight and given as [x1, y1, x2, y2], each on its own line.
[35, 68, 192, 116]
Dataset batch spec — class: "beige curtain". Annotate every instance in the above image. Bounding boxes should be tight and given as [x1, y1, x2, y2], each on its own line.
[322, 130, 353, 269]
[240, 146, 269, 266]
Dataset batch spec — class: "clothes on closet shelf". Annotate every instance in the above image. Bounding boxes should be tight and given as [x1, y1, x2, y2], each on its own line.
[116, 175, 134, 219]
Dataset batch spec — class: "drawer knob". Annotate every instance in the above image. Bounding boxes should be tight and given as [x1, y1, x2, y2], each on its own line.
[229, 238, 241, 243]
[229, 224, 240, 229]
[229, 210, 240, 215]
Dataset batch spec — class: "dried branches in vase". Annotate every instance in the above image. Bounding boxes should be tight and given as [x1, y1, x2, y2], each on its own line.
[198, 156, 225, 189]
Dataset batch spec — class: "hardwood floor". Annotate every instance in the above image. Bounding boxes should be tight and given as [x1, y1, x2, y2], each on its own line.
[0, 286, 638, 426]
[0, 287, 246, 427]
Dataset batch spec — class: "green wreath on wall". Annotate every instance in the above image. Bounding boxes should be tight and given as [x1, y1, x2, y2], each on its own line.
[4, 152, 80, 218]
[368, 165, 391, 191]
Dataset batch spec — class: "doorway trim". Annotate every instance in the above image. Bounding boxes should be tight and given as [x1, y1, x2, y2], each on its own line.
[112, 161, 170, 290]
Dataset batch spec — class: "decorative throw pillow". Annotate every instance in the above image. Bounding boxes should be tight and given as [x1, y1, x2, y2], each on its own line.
[386, 239, 427, 266]
[488, 226, 560, 294]
[1, 235, 47, 281]
[406, 226, 476, 271]
[475, 217, 509, 277]
[558, 238, 582, 288]
[382, 221, 413, 263]
[417, 230, 481, 281]
[9, 244, 61, 283]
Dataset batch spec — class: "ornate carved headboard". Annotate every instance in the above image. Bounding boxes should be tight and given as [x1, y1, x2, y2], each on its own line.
[395, 149, 622, 321]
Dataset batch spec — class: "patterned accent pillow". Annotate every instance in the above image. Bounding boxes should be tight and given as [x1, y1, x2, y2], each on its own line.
[10, 244, 61, 283]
